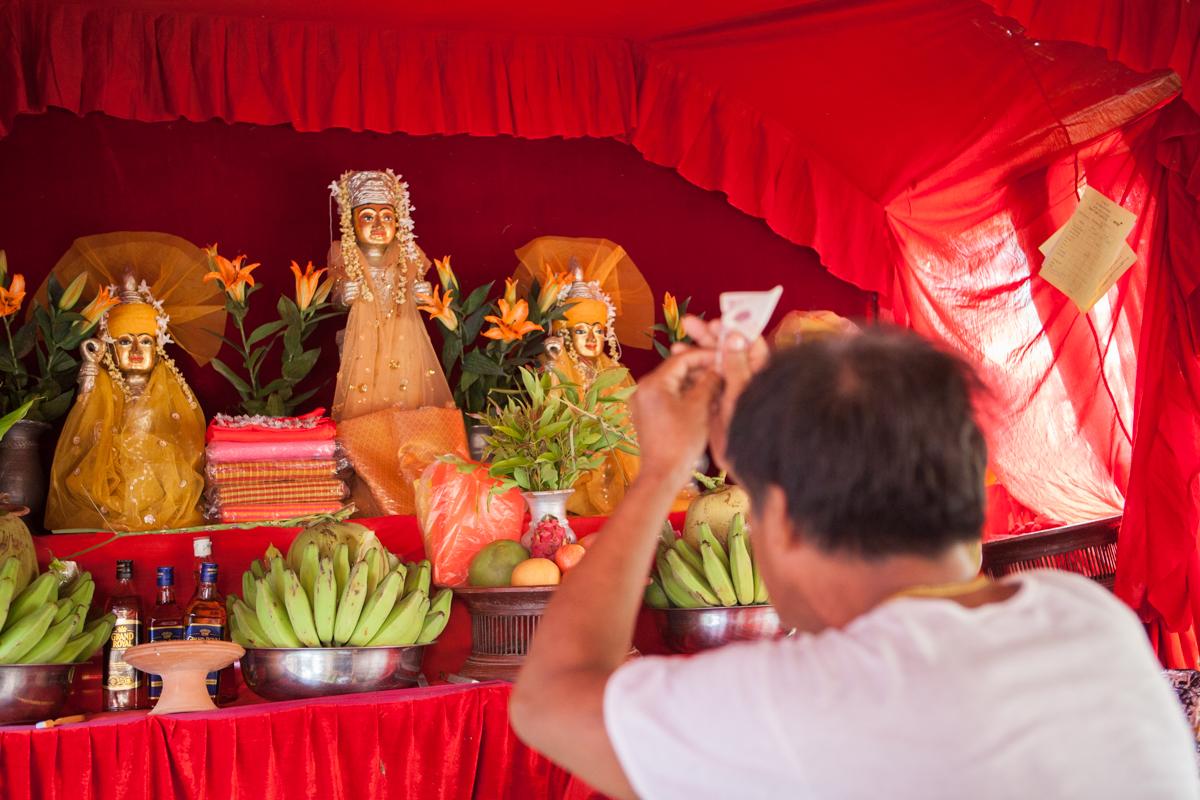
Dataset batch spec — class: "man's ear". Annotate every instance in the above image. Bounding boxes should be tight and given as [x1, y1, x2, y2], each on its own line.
[756, 485, 799, 555]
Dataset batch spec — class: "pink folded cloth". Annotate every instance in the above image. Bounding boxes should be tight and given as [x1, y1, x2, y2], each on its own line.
[205, 439, 337, 463]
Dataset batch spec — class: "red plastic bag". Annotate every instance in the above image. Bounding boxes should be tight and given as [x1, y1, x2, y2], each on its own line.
[414, 459, 525, 587]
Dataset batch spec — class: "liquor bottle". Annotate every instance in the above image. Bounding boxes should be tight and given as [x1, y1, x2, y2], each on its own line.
[192, 536, 212, 589]
[147, 566, 184, 705]
[103, 559, 147, 711]
[184, 561, 226, 700]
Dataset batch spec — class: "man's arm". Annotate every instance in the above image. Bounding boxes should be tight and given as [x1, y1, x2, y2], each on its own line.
[510, 350, 718, 799]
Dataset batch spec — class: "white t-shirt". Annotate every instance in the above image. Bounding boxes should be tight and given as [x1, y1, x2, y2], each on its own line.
[605, 571, 1199, 799]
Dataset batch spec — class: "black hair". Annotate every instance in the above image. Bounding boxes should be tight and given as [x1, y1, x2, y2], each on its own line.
[726, 326, 987, 559]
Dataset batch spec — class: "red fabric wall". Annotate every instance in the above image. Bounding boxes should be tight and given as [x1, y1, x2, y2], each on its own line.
[0, 109, 869, 414]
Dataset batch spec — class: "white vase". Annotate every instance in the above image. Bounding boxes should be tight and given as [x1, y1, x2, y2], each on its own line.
[521, 489, 576, 550]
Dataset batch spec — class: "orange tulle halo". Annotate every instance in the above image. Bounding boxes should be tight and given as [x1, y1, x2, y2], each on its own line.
[34, 232, 227, 366]
[512, 236, 655, 349]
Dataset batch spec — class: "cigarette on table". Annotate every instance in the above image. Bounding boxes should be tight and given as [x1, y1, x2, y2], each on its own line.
[36, 714, 86, 729]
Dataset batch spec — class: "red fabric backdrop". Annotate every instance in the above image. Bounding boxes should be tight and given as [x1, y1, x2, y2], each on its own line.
[0, 109, 868, 413]
[2, 0, 1200, 664]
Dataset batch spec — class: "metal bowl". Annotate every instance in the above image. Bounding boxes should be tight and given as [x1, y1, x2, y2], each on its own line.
[240, 645, 428, 701]
[0, 663, 77, 725]
[651, 605, 789, 654]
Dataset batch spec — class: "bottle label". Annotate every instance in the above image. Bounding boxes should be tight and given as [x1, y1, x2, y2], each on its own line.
[105, 620, 142, 691]
[185, 623, 224, 698]
[147, 624, 184, 699]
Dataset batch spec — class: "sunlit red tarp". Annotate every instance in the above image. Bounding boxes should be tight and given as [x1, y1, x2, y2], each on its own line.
[2, 0, 1199, 663]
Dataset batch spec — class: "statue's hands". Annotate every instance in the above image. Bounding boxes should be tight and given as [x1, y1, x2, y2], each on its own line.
[78, 338, 103, 393]
[80, 338, 103, 365]
[412, 280, 434, 306]
[338, 279, 361, 306]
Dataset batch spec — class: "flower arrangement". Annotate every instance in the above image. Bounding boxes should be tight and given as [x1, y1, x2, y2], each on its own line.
[469, 366, 637, 494]
[0, 250, 117, 426]
[204, 246, 344, 417]
[419, 257, 567, 415]
[647, 292, 698, 358]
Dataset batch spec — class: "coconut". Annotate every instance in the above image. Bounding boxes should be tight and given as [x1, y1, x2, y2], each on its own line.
[682, 473, 750, 548]
[0, 512, 36, 593]
[286, 520, 383, 571]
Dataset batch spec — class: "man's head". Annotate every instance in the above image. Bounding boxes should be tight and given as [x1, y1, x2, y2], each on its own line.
[725, 326, 987, 628]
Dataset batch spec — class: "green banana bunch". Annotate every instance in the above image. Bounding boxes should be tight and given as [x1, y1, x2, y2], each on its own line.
[230, 545, 454, 649]
[647, 514, 771, 609]
[0, 557, 109, 663]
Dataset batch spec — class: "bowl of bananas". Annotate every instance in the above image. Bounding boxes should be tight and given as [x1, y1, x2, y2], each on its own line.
[0, 556, 114, 724]
[229, 538, 453, 701]
[645, 515, 790, 654]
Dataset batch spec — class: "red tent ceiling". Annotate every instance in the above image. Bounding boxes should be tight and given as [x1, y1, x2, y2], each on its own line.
[4, 0, 1200, 664]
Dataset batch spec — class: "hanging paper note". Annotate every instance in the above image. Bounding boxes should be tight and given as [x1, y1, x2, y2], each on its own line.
[1038, 187, 1137, 313]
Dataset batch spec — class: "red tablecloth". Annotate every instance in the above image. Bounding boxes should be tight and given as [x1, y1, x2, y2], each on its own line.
[0, 682, 604, 799]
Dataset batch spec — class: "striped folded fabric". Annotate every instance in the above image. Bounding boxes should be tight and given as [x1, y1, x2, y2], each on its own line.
[207, 459, 342, 485]
[218, 501, 346, 523]
[210, 479, 348, 506]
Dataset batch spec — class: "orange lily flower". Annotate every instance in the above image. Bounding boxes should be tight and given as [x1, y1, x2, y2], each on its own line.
[662, 292, 685, 341]
[418, 286, 458, 331]
[290, 260, 328, 311]
[0, 274, 26, 318]
[79, 286, 120, 326]
[503, 277, 518, 307]
[483, 298, 542, 343]
[434, 256, 458, 292]
[203, 248, 260, 304]
[312, 277, 334, 307]
[537, 272, 571, 315]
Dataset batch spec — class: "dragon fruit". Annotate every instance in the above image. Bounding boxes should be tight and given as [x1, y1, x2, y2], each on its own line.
[529, 514, 567, 559]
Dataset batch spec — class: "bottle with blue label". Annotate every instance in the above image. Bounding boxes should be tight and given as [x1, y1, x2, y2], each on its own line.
[147, 566, 184, 704]
[184, 561, 226, 700]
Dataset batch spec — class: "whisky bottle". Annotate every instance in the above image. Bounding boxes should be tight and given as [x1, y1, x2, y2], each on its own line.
[147, 566, 184, 705]
[192, 536, 212, 589]
[184, 561, 226, 700]
[103, 559, 147, 711]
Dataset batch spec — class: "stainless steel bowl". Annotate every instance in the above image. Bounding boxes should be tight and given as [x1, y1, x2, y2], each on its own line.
[652, 605, 789, 654]
[0, 663, 77, 725]
[240, 645, 428, 701]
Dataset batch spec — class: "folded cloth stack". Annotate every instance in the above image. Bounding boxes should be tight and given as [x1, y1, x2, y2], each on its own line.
[204, 409, 350, 523]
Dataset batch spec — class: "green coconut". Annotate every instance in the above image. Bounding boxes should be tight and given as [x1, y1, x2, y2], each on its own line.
[0, 512, 36, 593]
[682, 472, 750, 549]
[286, 520, 383, 571]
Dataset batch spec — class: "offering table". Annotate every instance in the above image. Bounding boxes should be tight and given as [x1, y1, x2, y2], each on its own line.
[4, 515, 678, 799]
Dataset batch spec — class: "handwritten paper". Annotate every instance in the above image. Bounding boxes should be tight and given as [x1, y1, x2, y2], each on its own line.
[1038, 187, 1137, 312]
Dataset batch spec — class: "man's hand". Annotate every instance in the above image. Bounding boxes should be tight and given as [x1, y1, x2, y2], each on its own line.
[678, 316, 770, 473]
[629, 348, 720, 489]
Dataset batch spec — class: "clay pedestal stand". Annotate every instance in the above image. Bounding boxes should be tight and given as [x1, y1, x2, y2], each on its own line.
[453, 586, 555, 682]
[123, 640, 243, 714]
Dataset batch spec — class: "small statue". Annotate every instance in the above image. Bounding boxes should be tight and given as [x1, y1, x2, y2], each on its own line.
[46, 275, 206, 531]
[513, 237, 655, 516]
[327, 170, 464, 515]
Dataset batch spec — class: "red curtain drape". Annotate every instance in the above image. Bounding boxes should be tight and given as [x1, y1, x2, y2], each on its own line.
[988, 0, 1200, 114]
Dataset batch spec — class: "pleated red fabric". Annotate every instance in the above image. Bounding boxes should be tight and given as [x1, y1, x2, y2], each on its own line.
[0, 683, 607, 800]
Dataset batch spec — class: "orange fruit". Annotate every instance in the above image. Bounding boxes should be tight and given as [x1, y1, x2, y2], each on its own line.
[510, 557, 561, 587]
[554, 543, 586, 573]
[578, 533, 598, 550]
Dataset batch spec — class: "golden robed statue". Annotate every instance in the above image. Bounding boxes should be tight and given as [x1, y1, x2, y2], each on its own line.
[328, 169, 465, 515]
[44, 233, 224, 531]
[513, 237, 654, 516]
